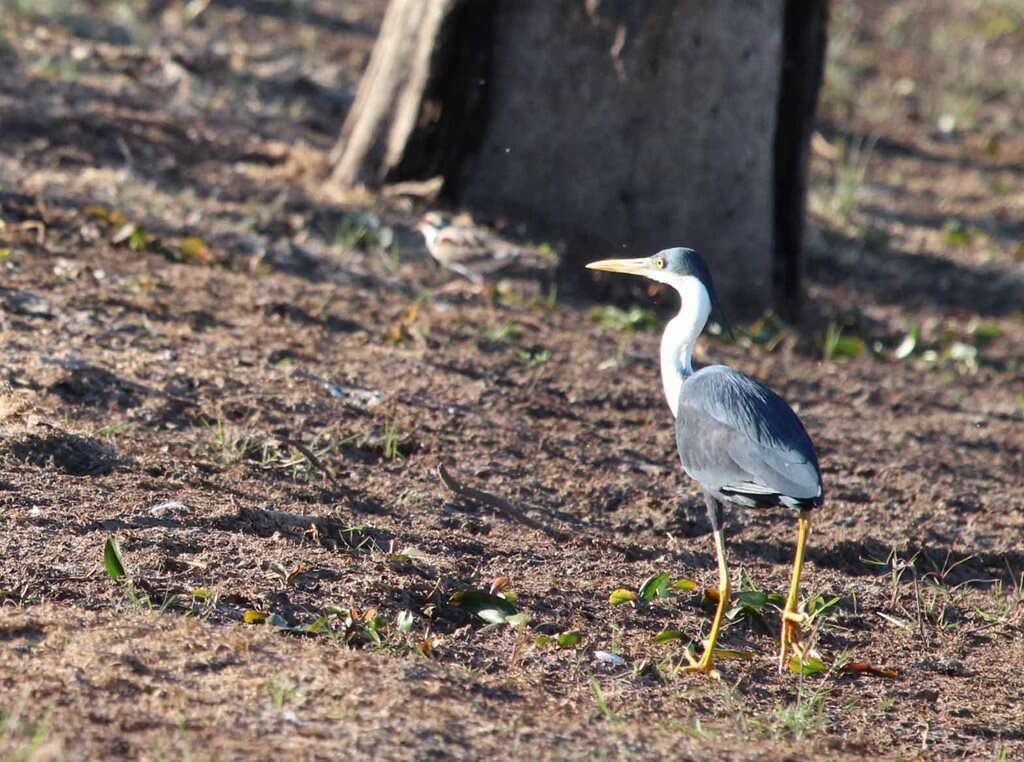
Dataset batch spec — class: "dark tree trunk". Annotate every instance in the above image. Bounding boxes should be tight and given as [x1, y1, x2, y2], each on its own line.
[329, 0, 495, 187]
[332, 0, 828, 317]
[773, 1, 830, 321]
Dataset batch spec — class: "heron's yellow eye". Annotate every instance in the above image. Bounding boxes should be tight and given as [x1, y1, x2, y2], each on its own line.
[655, 257, 666, 269]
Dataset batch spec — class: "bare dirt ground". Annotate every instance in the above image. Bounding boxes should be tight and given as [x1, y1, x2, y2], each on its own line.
[1, 1, 1023, 760]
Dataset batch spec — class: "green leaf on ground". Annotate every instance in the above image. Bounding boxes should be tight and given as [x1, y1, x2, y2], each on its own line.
[712, 649, 755, 661]
[450, 590, 518, 624]
[832, 335, 867, 359]
[733, 590, 768, 610]
[539, 631, 583, 648]
[557, 631, 583, 648]
[806, 595, 842, 620]
[824, 322, 867, 361]
[638, 572, 670, 601]
[103, 536, 126, 580]
[790, 655, 829, 675]
[654, 629, 686, 643]
[670, 578, 699, 592]
[129, 228, 151, 251]
[608, 588, 638, 605]
[181, 236, 214, 264]
[304, 615, 334, 635]
[973, 322, 1002, 346]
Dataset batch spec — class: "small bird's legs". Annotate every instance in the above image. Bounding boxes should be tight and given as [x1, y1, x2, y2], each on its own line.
[778, 510, 813, 672]
[683, 496, 730, 676]
[434, 277, 497, 317]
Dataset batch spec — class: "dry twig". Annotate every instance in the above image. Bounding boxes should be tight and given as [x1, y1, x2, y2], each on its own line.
[437, 463, 566, 542]
[276, 433, 345, 490]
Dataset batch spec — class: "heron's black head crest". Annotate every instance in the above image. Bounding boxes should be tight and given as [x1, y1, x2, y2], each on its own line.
[656, 248, 734, 337]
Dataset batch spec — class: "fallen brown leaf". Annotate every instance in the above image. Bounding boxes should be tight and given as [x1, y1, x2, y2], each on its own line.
[843, 661, 899, 679]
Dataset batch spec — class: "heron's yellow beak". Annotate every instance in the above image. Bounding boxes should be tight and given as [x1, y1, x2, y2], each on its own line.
[585, 257, 652, 275]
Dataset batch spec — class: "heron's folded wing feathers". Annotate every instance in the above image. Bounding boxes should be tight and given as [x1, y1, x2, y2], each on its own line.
[677, 366, 822, 502]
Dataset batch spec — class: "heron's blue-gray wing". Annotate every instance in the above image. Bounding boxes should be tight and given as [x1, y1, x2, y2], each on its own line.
[675, 365, 822, 507]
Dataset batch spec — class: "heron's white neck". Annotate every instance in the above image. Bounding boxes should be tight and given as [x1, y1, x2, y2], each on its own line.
[659, 275, 711, 417]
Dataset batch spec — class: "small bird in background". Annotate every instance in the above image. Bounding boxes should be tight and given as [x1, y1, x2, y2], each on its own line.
[416, 211, 556, 286]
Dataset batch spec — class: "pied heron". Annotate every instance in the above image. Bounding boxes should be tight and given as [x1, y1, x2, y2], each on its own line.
[588, 248, 823, 675]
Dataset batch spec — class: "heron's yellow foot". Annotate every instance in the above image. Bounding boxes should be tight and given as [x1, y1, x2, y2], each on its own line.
[778, 615, 808, 672]
[681, 656, 721, 678]
[680, 643, 722, 678]
[681, 663, 720, 679]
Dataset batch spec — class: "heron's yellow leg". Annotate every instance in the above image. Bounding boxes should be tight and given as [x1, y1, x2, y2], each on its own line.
[778, 510, 812, 672]
[683, 528, 730, 677]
